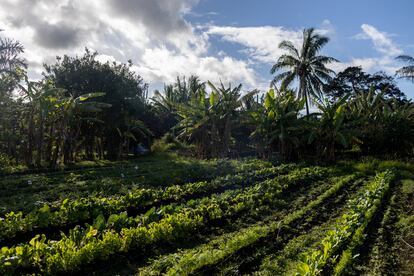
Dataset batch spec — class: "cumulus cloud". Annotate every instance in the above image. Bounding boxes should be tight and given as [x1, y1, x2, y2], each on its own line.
[2, 0, 87, 49]
[355, 24, 402, 56]
[132, 46, 258, 88]
[207, 26, 302, 63]
[318, 19, 336, 36]
[107, 0, 195, 37]
[206, 23, 335, 64]
[330, 57, 382, 73]
[0, 0, 261, 90]
[34, 22, 82, 49]
[330, 24, 403, 74]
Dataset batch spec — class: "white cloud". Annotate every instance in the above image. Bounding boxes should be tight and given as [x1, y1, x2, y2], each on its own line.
[207, 23, 335, 64]
[0, 0, 260, 91]
[318, 19, 336, 36]
[355, 24, 402, 56]
[132, 46, 259, 88]
[330, 24, 404, 74]
[207, 26, 302, 63]
[95, 54, 117, 64]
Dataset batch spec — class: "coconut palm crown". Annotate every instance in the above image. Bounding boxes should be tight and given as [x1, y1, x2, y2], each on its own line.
[271, 28, 338, 115]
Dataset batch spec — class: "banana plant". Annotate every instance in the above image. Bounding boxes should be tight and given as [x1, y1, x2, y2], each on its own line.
[51, 91, 110, 166]
[308, 94, 351, 161]
[116, 117, 153, 158]
[346, 87, 414, 155]
[208, 81, 244, 157]
[251, 88, 304, 161]
[18, 78, 66, 167]
[174, 86, 215, 157]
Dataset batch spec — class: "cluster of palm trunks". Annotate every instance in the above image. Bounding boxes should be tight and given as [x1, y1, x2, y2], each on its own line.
[0, 156, 412, 275]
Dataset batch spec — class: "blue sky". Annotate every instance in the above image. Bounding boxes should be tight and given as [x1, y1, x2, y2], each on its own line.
[188, 0, 414, 98]
[1, 0, 413, 98]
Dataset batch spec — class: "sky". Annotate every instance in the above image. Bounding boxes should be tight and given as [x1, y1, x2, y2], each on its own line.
[1, 0, 413, 98]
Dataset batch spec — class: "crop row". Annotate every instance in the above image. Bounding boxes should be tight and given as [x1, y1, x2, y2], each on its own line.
[363, 193, 399, 275]
[294, 170, 395, 276]
[76, 169, 338, 275]
[33, 164, 301, 245]
[256, 213, 341, 275]
[0, 158, 272, 188]
[64, 166, 332, 247]
[0, 157, 273, 215]
[0, 164, 297, 244]
[0, 167, 328, 274]
[137, 173, 359, 276]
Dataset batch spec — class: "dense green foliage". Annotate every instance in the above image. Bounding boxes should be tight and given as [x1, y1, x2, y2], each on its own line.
[325, 66, 406, 101]
[1, 29, 413, 167]
[296, 171, 394, 275]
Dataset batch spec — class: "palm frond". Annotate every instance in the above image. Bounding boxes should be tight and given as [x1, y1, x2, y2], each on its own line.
[311, 55, 339, 64]
[279, 40, 300, 58]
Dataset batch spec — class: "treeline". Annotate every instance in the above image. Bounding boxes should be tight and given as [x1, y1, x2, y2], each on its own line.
[0, 28, 413, 169]
[0, 48, 155, 168]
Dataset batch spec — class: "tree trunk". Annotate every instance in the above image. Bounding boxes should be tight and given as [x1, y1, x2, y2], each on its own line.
[328, 138, 335, 162]
[35, 115, 44, 167]
[10, 123, 17, 163]
[46, 125, 54, 165]
[51, 137, 61, 169]
[118, 138, 123, 160]
[97, 138, 103, 160]
[26, 108, 35, 168]
[63, 139, 70, 165]
[86, 137, 94, 160]
[106, 131, 120, 160]
[222, 116, 232, 157]
[52, 125, 64, 169]
[210, 123, 219, 158]
[304, 93, 310, 116]
[65, 125, 81, 164]
[300, 76, 310, 116]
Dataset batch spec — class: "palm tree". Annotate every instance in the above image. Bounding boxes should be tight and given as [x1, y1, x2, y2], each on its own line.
[0, 35, 27, 99]
[0, 36, 26, 76]
[175, 81, 253, 158]
[152, 75, 205, 111]
[396, 55, 414, 82]
[271, 28, 337, 115]
[152, 75, 205, 136]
